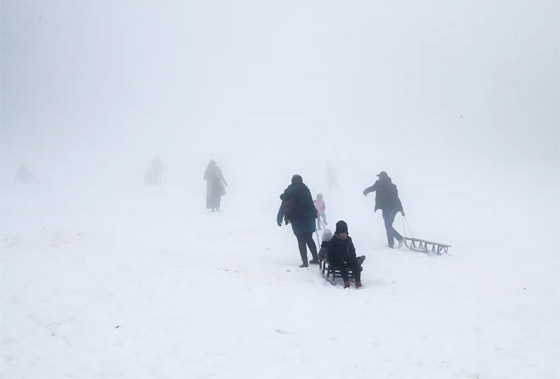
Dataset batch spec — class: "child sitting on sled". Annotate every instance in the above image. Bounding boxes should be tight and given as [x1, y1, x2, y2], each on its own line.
[318, 229, 333, 261]
[326, 220, 366, 289]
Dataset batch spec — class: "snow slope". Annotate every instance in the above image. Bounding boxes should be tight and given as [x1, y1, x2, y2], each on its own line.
[1, 182, 558, 379]
[1, 2, 558, 378]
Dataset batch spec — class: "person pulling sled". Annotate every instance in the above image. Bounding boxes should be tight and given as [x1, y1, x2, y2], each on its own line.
[363, 171, 405, 249]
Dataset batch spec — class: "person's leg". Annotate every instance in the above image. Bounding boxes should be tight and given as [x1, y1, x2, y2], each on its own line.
[330, 256, 350, 282]
[350, 258, 361, 282]
[353, 265, 362, 287]
[318, 246, 327, 260]
[319, 213, 327, 227]
[382, 209, 395, 247]
[387, 209, 403, 242]
[296, 235, 308, 266]
[211, 178, 222, 210]
[304, 233, 318, 262]
[340, 267, 350, 284]
[384, 209, 404, 246]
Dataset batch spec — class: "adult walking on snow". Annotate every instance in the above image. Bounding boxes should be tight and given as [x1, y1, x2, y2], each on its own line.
[363, 171, 405, 248]
[204, 160, 227, 212]
[277, 174, 319, 267]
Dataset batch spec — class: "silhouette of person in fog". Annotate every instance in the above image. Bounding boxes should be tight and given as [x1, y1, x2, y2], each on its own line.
[204, 160, 227, 211]
[144, 157, 164, 186]
[15, 164, 35, 184]
[326, 162, 339, 190]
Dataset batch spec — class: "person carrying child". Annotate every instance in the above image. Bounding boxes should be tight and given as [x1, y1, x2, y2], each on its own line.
[326, 220, 366, 289]
[314, 193, 328, 230]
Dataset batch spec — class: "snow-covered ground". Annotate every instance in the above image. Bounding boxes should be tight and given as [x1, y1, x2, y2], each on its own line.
[1, 1, 558, 378]
[1, 180, 558, 379]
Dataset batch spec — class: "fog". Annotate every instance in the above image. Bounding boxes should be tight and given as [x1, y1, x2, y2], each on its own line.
[1, 1, 558, 249]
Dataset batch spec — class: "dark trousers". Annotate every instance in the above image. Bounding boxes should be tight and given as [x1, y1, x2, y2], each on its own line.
[329, 255, 362, 282]
[296, 233, 318, 264]
[382, 209, 403, 247]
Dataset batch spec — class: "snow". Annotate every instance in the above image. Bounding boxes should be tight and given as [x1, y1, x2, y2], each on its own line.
[1, 1, 559, 378]
[1, 181, 558, 379]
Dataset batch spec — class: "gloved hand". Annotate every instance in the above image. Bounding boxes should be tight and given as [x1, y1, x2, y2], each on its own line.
[401, 211, 406, 216]
[363, 190, 368, 196]
[277, 221, 282, 227]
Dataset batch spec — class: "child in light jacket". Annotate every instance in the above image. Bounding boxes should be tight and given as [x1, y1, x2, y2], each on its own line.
[314, 193, 328, 230]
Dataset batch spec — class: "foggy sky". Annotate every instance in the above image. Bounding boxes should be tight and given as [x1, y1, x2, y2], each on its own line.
[1, 1, 558, 197]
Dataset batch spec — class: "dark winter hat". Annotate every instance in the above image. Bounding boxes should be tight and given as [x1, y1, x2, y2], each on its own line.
[291, 174, 303, 184]
[335, 220, 348, 234]
[377, 171, 388, 179]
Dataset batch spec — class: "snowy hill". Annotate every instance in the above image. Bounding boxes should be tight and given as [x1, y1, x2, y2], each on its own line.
[1, 182, 558, 379]
[1, 1, 558, 378]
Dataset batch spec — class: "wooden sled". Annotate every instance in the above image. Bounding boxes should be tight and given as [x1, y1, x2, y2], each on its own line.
[320, 259, 360, 286]
[403, 237, 451, 255]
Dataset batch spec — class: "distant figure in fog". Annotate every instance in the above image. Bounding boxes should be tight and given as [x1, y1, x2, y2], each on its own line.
[15, 164, 35, 183]
[277, 174, 319, 268]
[204, 160, 227, 211]
[363, 171, 405, 249]
[144, 157, 164, 186]
[326, 162, 339, 190]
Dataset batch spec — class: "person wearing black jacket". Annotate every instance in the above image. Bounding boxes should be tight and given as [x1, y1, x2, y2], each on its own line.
[277, 175, 319, 267]
[363, 171, 405, 249]
[327, 221, 365, 289]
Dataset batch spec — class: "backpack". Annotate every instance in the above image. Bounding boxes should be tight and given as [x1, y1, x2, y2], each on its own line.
[282, 195, 300, 222]
[281, 183, 308, 222]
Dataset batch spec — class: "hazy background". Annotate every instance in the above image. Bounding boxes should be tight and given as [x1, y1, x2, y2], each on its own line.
[1, 0, 558, 250]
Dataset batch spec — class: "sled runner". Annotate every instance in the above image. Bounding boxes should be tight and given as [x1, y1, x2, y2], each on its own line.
[401, 216, 451, 255]
[320, 259, 359, 286]
[403, 237, 450, 255]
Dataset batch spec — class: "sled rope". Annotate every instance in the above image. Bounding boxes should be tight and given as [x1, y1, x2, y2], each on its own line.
[315, 218, 327, 251]
[402, 215, 414, 239]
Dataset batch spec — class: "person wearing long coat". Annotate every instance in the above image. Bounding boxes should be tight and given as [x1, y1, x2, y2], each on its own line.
[276, 174, 319, 267]
[204, 160, 227, 211]
[363, 171, 405, 248]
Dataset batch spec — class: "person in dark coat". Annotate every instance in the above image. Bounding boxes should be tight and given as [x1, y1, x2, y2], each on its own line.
[326, 220, 365, 289]
[277, 174, 319, 267]
[363, 171, 405, 248]
[204, 160, 227, 211]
